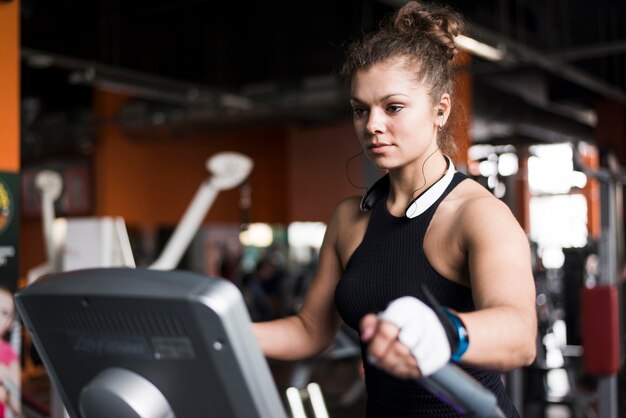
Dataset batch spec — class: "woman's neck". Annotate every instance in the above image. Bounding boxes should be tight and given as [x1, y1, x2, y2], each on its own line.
[387, 152, 449, 214]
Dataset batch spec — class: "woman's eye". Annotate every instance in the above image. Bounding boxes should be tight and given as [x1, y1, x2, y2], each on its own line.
[387, 104, 403, 113]
[352, 108, 367, 118]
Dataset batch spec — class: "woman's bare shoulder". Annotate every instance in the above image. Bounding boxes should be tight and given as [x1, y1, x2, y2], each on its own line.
[326, 195, 371, 265]
[453, 177, 528, 245]
[454, 177, 512, 214]
[331, 195, 367, 223]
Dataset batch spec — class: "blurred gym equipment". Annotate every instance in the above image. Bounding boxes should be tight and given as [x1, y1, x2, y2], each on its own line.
[15, 268, 288, 418]
[24, 151, 253, 418]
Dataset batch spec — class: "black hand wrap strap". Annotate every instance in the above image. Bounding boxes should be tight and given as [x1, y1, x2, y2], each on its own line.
[420, 284, 460, 355]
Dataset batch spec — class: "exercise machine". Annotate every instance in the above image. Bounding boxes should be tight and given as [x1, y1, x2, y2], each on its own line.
[24, 151, 254, 418]
[15, 268, 289, 418]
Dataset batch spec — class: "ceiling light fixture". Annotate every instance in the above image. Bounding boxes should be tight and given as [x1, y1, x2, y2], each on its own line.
[455, 35, 505, 62]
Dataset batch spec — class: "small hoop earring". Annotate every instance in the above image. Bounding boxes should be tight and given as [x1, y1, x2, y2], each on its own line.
[439, 119, 444, 131]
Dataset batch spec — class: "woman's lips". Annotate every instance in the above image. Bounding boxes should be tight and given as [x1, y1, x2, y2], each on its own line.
[369, 143, 391, 155]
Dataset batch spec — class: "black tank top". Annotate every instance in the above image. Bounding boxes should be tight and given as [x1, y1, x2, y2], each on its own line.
[334, 172, 520, 418]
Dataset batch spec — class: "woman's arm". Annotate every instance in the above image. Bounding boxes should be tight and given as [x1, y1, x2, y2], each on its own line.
[456, 194, 537, 371]
[253, 199, 354, 361]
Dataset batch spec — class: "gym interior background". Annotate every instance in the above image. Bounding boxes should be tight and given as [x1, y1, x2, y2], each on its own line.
[1, 0, 626, 417]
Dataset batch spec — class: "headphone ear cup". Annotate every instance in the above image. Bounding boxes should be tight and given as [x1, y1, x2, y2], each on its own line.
[360, 174, 390, 212]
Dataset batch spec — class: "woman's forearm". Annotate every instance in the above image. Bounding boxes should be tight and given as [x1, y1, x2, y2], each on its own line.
[253, 314, 334, 361]
[458, 306, 537, 371]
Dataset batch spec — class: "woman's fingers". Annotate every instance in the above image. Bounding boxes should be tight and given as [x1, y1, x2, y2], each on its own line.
[360, 313, 379, 342]
[361, 317, 422, 379]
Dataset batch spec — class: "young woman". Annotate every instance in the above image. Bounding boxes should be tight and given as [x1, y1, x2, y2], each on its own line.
[253, 2, 537, 416]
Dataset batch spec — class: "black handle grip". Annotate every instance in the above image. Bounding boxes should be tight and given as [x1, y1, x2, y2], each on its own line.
[420, 363, 505, 418]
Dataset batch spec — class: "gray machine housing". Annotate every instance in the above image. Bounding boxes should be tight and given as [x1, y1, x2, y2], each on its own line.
[15, 267, 288, 418]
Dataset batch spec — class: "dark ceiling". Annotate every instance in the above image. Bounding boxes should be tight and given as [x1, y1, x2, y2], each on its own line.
[19, 0, 626, 162]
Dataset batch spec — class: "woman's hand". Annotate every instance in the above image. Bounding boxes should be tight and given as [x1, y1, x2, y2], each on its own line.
[360, 296, 451, 379]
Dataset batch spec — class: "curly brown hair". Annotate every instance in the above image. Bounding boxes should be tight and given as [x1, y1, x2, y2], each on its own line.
[339, 1, 465, 154]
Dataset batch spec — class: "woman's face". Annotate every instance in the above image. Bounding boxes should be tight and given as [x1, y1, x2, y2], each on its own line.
[0, 290, 14, 335]
[349, 59, 441, 171]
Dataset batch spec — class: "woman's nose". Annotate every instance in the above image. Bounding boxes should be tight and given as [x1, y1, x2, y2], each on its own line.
[366, 109, 386, 134]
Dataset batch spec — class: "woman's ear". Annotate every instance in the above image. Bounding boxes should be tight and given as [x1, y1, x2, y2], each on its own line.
[436, 94, 451, 115]
[435, 94, 451, 126]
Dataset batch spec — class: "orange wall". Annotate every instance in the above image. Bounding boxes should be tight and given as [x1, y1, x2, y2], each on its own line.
[92, 92, 290, 228]
[451, 51, 472, 171]
[91, 91, 363, 228]
[287, 122, 363, 222]
[0, 0, 20, 172]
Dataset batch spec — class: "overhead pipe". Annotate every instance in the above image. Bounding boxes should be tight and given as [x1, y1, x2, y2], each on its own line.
[469, 24, 626, 105]
[117, 78, 351, 132]
[472, 80, 595, 144]
[21, 47, 251, 109]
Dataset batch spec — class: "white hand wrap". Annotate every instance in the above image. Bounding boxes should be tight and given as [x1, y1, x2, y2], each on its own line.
[378, 296, 451, 376]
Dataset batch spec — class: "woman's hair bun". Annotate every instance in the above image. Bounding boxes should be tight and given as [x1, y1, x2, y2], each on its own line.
[392, 1, 464, 61]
